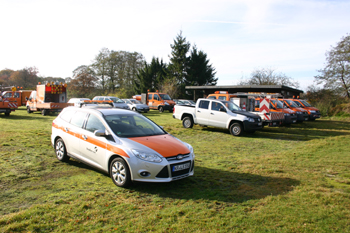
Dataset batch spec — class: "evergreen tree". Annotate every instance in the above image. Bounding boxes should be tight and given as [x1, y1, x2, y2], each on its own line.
[187, 45, 218, 86]
[133, 57, 167, 94]
[167, 31, 191, 96]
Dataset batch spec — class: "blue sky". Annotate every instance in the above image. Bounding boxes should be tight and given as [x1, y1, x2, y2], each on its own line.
[1, 0, 349, 91]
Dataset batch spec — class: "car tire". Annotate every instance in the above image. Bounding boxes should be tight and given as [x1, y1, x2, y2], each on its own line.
[182, 116, 194, 128]
[55, 138, 69, 162]
[5, 112, 10, 116]
[230, 122, 243, 136]
[159, 106, 164, 113]
[42, 109, 47, 116]
[132, 107, 137, 111]
[27, 107, 32, 113]
[110, 158, 131, 187]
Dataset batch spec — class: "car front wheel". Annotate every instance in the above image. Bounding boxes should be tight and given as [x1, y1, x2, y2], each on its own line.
[230, 122, 243, 136]
[110, 158, 131, 187]
[55, 138, 69, 162]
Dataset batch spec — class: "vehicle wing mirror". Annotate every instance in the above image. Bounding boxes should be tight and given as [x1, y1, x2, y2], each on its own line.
[94, 130, 106, 137]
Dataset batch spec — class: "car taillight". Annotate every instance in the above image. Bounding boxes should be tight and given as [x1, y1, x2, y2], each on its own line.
[173, 105, 175, 113]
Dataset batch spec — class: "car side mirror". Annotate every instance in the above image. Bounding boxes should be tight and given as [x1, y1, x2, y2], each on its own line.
[94, 130, 106, 137]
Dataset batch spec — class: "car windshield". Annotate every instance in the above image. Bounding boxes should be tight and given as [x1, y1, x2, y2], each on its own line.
[109, 97, 124, 103]
[159, 94, 172, 100]
[300, 100, 312, 107]
[271, 99, 284, 109]
[104, 114, 166, 138]
[285, 99, 299, 108]
[222, 101, 241, 111]
[130, 99, 141, 104]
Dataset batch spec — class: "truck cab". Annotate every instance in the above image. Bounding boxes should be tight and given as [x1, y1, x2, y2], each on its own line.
[290, 98, 321, 121]
[279, 99, 309, 122]
[134, 91, 175, 113]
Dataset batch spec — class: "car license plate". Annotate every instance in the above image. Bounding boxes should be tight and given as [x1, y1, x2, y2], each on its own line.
[305, 118, 308, 120]
[258, 122, 262, 126]
[172, 162, 190, 172]
[293, 120, 296, 123]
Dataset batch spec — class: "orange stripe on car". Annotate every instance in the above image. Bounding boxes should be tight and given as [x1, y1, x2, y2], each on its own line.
[129, 135, 190, 158]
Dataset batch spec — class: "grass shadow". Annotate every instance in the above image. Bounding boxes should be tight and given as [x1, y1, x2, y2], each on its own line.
[130, 166, 299, 204]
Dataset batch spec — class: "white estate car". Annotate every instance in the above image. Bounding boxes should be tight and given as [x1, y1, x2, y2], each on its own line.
[51, 106, 195, 187]
[122, 99, 149, 113]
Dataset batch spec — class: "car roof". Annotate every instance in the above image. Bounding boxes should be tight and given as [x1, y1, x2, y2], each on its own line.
[64, 106, 135, 116]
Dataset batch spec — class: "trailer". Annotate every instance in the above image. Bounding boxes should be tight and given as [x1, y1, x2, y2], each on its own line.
[26, 82, 73, 115]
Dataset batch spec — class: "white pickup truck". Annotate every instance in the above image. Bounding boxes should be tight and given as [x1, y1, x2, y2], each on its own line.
[173, 98, 263, 136]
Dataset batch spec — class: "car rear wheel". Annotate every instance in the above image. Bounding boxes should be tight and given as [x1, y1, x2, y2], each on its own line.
[27, 107, 32, 113]
[230, 122, 243, 136]
[159, 106, 164, 113]
[182, 116, 194, 128]
[55, 138, 69, 162]
[110, 158, 131, 187]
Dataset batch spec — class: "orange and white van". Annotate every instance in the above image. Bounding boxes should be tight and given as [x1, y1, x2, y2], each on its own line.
[279, 99, 309, 122]
[133, 91, 175, 113]
[0, 98, 18, 116]
[1, 88, 33, 106]
[290, 98, 321, 121]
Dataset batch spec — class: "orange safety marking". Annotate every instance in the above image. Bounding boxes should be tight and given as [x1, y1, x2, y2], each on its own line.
[53, 124, 129, 158]
[129, 135, 190, 158]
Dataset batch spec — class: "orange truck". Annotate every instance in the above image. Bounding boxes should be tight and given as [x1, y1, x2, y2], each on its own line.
[26, 82, 73, 115]
[133, 90, 175, 113]
[207, 91, 285, 127]
[259, 97, 297, 125]
[279, 99, 309, 122]
[1, 88, 33, 106]
[0, 99, 18, 116]
[290, 98, 321, 121]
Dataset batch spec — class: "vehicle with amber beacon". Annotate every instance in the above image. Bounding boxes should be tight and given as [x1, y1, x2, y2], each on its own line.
[133, 90, 175, 113]
[1, 86, 33, 107]
[26, 82, 73, 115]
[290, 98, 321, 121]
[279, 99, 309, 122]
[0, 97, 18, 116]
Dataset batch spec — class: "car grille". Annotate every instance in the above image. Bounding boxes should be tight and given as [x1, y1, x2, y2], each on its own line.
[166, 153, 191, 161]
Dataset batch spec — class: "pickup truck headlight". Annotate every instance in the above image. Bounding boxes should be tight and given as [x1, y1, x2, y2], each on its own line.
[296, 111, 302, 114]
[132, 149, 163, 163]
[247, 117, 255, 123]
[164, 102, 169, 105]
[284, 113, 290, 116]
[310, 110, 316, 113]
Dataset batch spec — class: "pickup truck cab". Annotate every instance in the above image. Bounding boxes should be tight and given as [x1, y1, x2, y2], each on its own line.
[173, 98, 262, 136]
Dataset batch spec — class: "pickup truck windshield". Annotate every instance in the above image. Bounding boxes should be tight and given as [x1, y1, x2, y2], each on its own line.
[159, 94, 172, 100]
[223, 101, 242, 111]
[105, 114, 166, 138]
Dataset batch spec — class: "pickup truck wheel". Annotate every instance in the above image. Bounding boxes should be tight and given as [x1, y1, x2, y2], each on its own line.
[230, 122, 243, 136]
[27, 107, 32, 113]
[55, 138, 69, 162]
[182, 116, 194, 128]
[159, 106, 164, 113]
[110, 158, 131, 187]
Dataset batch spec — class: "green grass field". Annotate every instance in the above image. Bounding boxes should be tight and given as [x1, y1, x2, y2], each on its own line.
[1, 107, 350, 232]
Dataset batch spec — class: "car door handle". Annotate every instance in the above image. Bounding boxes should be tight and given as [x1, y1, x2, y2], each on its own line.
[210, 112, 214, 115]
[197, 110, 201, 113]
[82, 135, 88, 140]
[64, 127, 69, 132]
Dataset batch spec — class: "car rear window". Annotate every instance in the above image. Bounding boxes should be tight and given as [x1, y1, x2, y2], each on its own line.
[70, 111, 88, 128]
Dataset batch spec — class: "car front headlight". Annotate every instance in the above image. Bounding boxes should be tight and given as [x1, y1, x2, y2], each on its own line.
[164, 102, 169, 105]
[247, 117, 255, 123]
[284, 113, 290, 116]
[132, 149, 163, 163]
[310, 110, 316, 113]
[297, 111, 302, 114]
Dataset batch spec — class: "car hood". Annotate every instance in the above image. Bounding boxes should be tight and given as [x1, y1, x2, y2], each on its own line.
[127, 134, 190, 158]
[305, 107, 319, 111]
[136, 104, 149, 108]
[232, 110, 260, 119]
[165, 100, 175, 105]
